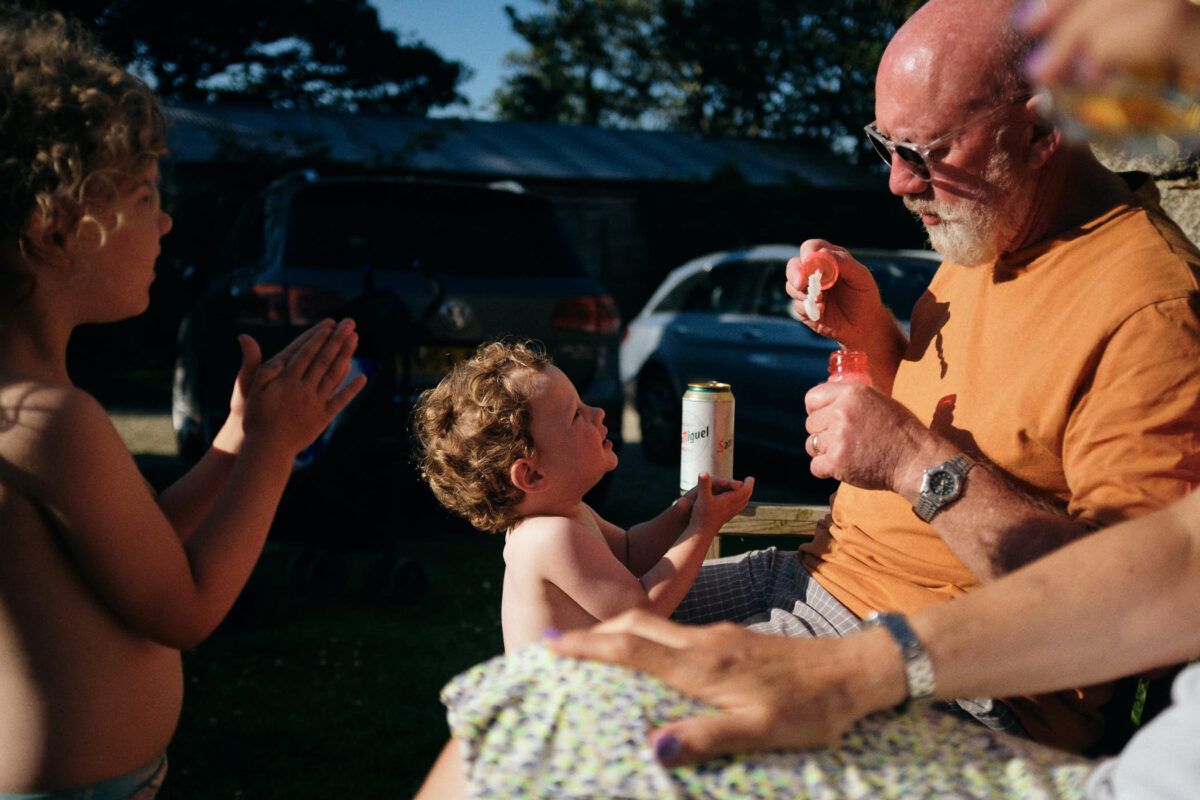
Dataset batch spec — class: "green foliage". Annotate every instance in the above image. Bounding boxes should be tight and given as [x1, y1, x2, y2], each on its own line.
[24, 0, 469, 113]
[498, 0, 664, 126]
[497, 0, 926, 158]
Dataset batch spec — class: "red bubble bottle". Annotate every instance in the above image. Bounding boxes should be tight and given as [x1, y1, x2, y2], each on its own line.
[827, 349, 871, 385]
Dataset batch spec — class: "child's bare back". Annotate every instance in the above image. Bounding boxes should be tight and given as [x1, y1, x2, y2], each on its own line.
[500, 505, 628, 650]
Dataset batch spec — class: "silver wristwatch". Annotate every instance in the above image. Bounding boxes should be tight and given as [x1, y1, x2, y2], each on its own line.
[913, 453, 975, 522]
[863, 611, 935, 711]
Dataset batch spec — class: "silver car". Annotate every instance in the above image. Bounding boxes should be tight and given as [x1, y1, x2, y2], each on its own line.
[620, 244, 940, 465]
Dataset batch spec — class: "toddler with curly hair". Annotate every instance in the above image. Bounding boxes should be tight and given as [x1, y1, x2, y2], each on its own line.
[413, 339, 754, 651]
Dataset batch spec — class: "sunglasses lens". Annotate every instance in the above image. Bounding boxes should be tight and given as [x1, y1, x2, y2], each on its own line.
[865, 127, 931, 180]
[866, 131, 892, 166]
[895, 146, 930, 180]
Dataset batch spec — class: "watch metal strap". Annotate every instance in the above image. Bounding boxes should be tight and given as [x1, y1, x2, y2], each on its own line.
[863, 611, 935, 711]
[914, 453, 974, 522]
[913, 489, 941, 522]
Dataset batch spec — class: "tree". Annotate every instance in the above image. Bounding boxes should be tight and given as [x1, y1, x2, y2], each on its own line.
[497, 0, 664, 127]
[497, 0, 925, 158]
[28, 0, 469, 114]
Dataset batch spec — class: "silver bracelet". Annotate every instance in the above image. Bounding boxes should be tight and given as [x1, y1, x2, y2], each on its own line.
[863, 611, 936, 711]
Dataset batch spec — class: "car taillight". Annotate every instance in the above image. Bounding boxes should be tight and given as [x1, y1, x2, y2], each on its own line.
[234, 284, 345, 327]
[552, 295, 622, 336]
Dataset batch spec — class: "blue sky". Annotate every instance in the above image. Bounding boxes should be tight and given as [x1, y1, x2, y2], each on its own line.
[369, 0, 542, 117]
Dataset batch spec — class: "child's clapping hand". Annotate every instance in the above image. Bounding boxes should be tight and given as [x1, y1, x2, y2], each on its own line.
[230, 318, 367, 459]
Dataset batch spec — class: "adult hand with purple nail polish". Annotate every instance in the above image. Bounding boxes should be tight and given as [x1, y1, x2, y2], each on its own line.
[549, 610, 906, 765]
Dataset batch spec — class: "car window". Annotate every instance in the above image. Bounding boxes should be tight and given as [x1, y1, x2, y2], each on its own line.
[752, 254, 937, 322]
[280, 182, 586, 278]
[863, 255, 940, 320]
[675, 260, 760, 314]
[755, 260, 796, 319]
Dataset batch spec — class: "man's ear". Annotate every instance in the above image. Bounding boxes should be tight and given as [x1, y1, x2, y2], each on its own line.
[510, 458, 546, 493]
[1025, 98, 1061, 169]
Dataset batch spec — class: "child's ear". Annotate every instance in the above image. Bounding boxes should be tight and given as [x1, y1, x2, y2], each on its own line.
[21, 208, 70, 267]
[510, 458, 546, 493]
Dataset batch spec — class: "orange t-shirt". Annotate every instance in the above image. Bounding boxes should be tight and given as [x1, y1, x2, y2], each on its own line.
[802, 174, 1200, 751]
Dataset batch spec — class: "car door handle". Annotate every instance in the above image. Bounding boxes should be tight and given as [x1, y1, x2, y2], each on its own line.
[742, 328, 764, 340]
[667, 323, 690, 336]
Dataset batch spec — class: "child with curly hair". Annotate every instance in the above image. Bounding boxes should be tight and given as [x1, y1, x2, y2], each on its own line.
[0, 9, 365, 797]
[413, 339, 754, 651]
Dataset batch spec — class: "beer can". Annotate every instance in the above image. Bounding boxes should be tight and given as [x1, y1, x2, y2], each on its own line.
[680, 381, 734, 493]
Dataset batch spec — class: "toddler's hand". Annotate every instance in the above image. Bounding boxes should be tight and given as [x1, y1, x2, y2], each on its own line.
[689, 472, 755, 532]
[239, 318, 367, 457]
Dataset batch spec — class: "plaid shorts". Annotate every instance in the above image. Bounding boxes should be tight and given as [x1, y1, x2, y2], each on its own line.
[672, 546, 863, 637]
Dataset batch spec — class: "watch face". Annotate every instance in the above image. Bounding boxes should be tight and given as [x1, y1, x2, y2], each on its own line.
[929, 470, 959, 497]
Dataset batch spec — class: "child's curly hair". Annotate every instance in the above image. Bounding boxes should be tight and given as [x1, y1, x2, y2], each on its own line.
[413, 340, 552, 533]
[0, 8, 167, 312]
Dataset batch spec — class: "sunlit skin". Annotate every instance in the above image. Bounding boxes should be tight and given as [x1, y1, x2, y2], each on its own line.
[872, 17, 1045, 263]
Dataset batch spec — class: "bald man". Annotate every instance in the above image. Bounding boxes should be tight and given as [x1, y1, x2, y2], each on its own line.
[663, 0, 1200, 752]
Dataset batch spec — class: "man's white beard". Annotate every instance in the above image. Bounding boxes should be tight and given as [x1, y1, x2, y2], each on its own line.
[907, 150, 1032, 266]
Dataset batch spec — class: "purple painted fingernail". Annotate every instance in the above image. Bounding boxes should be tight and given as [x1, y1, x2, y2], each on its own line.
[1022, 43, 1048, 81]
[1008, 0, 1043, 31]
[541, 626, 563, 641]
[654, 734, 682, 761]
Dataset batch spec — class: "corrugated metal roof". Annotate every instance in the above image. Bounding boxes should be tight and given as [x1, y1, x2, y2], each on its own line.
[163, 103, 877, 191]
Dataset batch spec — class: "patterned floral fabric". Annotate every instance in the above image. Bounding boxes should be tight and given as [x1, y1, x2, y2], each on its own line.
[442, 644, 1095, 799]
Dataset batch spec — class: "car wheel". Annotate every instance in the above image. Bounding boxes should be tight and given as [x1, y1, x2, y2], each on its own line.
[636, 369, 680, 466]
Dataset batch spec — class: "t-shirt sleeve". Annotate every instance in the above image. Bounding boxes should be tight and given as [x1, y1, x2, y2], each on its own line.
[1063, 296, 1200, 526]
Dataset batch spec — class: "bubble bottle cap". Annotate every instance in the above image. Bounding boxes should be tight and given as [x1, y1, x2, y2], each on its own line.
[799, 251, 840, 291]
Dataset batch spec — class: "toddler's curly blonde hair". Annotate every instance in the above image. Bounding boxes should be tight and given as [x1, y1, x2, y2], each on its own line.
[0, 8, 167, 312]
[412, 340, 551, 533]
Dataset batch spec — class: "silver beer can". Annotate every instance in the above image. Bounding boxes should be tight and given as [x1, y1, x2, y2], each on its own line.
[680, 381, 734, 493]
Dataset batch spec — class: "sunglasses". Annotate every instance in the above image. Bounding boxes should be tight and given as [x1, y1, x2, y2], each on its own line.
[864, 94, 1034, 181]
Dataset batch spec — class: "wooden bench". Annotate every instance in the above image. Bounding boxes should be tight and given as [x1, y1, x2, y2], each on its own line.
[707, 502, 830, 559]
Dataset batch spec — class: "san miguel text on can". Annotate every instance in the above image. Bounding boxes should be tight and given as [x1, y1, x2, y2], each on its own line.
[680, 381, 734, 494]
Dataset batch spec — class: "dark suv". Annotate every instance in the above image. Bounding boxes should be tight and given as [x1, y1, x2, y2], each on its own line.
[172, 171, 623, 542]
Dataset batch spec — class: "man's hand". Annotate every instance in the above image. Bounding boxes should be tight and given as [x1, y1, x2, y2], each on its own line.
[784, 240, 883, 346]
[804, 381, 942, 497]
[549, 611, 895, 764]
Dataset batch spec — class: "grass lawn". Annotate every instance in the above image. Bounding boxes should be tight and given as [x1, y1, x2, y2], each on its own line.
[163, 527, 504, 799]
